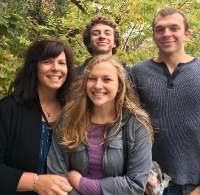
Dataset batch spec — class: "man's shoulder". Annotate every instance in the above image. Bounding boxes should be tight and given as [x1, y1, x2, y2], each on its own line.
[75, 58, 92, 75]
[132, 59, 152, 69]
[130, 59, 153, 77]
[192, 57, 200, 64]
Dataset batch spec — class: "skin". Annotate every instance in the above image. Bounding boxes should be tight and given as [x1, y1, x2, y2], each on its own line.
[86, 61, 119, 111]
[190, 186, 200, 195]
[153, 13, 190, 57]
[89, 24, 116, 56]
[37, 51, 68, 92]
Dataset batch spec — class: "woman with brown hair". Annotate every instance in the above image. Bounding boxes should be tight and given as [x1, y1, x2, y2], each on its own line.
[0, 39, 74, 195]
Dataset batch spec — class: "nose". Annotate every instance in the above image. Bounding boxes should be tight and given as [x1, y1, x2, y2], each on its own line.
[163, 28, 172, 36]
[99, 32, 106, 39]
[51, 61, 59, 71]
[94, 79, 103, 89]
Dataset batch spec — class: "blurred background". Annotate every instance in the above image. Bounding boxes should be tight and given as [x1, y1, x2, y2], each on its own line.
[0, 0, 200, 98]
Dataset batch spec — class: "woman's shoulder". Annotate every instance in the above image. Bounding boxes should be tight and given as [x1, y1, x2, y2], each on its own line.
[0, 95, 19, 124]
[122, 109, 149, 136]
[122, 108, 137, 124]
[0, 94, 39, 113]
[0, 94, 16, 107]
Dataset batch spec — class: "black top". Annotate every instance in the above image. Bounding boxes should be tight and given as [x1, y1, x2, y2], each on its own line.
[0, 94, 43, 195]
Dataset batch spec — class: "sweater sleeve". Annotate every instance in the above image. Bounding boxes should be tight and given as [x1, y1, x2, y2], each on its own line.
[47, 129, 80, 195]
[0, 96, 23, 194]
[79, 177, 101, 195]
[100, 118, 152, 195]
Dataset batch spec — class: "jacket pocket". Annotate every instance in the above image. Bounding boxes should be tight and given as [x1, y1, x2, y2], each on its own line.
[105, 139, 124, 176]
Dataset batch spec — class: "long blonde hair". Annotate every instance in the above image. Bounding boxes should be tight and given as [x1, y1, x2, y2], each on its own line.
[59, 55, 153, 149]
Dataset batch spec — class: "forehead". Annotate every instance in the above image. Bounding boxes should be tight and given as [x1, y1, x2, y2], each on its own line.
[154, 13, 185, 28]
[89, 61, 117, 75]
[56, 51, 66, 59]
[91, 24, 114, 32]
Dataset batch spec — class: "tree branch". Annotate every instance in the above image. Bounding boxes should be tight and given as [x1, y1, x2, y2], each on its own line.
[122, 25, 136, 51]
[70, 0, 87, 13]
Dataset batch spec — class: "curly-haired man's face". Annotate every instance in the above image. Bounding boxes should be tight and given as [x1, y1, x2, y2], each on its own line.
[89, 24, 116, 56]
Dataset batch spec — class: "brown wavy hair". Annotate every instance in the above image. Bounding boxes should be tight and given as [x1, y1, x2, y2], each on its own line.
[83, 16, 120, 55]
[59, 55, 153, 149]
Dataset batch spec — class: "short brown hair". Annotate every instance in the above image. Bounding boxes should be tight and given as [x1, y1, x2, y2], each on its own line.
[152, 7, 189, 32]
[83, 16, 120, 55]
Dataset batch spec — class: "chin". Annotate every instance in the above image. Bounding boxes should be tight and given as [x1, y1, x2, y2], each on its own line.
[96, 49, 110, 54]
[160, 48, 177, 55]
[48, 85, 62, 91]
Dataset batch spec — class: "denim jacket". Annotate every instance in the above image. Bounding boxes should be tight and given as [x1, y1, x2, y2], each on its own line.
[47, 110, 152, 195]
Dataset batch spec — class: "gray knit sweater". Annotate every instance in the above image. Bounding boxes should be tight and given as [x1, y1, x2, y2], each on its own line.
[130, 58, 200, 185]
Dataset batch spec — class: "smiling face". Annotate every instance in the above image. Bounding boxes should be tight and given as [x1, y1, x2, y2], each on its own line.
[37, 51, 68, 92]
[89, 24, 116, 56]
[86, 61, 119, 109]
[153, 13, 189, 56]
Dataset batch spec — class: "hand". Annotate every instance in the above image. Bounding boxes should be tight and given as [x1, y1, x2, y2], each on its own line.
[147, 176, 159, 188]
[190, 186, 200, 195]
[67, 170, 82, 190]
[35, 174, 72, 195]
[145, 177, 159, 195]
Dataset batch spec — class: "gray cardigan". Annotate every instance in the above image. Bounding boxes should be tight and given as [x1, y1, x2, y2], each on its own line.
[47, 110, 152, 195]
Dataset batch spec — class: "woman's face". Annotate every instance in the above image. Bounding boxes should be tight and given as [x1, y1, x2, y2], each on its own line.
[86, 61, 119, 109]
[37, 51, 68, 92]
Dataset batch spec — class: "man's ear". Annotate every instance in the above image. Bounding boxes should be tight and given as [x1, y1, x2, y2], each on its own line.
[184, 30, 190, 41]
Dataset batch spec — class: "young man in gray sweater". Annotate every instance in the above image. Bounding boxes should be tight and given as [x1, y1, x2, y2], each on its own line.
[131, 7, 200, 195]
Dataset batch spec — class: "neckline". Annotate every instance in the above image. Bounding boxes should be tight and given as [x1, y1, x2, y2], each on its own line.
[91, 123, 107, 127]
[151, 57, 197, 66]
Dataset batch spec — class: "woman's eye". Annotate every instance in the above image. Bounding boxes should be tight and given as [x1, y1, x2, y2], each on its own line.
[88, 77, 96, 81]
[104, 78, 112, 82]
[43, 60, 51, 64]
[59, 62, 66, 65]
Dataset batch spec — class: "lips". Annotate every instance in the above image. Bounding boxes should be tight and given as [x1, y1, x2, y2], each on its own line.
[96, 41, 109, 45]
[161, 42, 175, 44]
[91, 91, 107, 98]
[160, 40, 176, 44]
[47, 75, 61, 81]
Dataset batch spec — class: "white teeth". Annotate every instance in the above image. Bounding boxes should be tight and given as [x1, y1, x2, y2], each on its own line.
[93, 92, 105, 97]
[48, 76, 60, 81]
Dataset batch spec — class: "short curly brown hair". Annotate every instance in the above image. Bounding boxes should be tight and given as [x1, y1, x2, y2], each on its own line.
[83, 16, 120, 55]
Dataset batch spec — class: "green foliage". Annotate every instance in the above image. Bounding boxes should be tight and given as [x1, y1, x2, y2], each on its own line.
[0, 49, 21, 96]
[0, 0, 200, 98]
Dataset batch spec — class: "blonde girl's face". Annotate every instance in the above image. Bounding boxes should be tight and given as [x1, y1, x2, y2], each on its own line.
[86, 61, 119, 109]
